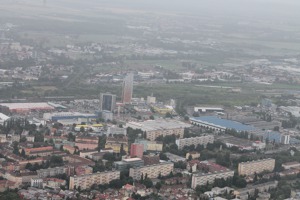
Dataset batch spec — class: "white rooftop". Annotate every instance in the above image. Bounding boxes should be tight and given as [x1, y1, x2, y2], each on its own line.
[126, 119, 191, 131]
[0, 102, 54, 110]
[123, 158, 142, 162]
[0, 113, 10, 122]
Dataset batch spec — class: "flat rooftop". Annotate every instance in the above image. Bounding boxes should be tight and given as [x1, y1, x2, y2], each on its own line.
[126, 119, 191, 131]
[191, 116, 256, 132]
[123, 158, 142, 162]
[0, 113, 10, 121]
[0, 102, 54, 110]
[217, 136, 254, 147]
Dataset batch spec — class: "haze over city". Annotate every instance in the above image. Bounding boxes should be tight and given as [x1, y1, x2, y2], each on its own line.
[0, 0, 300, 200]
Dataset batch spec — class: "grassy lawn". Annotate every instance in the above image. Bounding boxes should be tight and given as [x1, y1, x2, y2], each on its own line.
[134, 83, 260, 106]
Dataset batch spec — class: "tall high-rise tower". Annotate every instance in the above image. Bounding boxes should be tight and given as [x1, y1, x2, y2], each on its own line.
[100, 93, 116, 112]
[122, 73, 133, 104]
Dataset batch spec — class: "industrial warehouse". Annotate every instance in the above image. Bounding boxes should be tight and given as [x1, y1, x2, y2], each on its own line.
[190, 116, 256, 132]
[0, 102, 55, 114]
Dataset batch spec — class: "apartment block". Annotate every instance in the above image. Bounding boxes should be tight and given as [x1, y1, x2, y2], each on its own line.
[19, 158, 45, 169]
[175, 135, 214, 150]
[23, 146, 53, 156]
[130, 143, 144, 158]
[129, 162, 174, 180]
[282, 162, 300, 170]
[135, 138, 163, 152]
[69, 171, 120, 190]
[126, 120, 191, 141]
[238, 158, 275, 176]
[146, 128, 184, 141]
[142, 155, 160, 166]
[186, 152, 200, 160]
[105, 137, 128, 154]
[75, 136, 99, 150]
[192, 170, 235, 189]
[114, 158, 144, 171]
[37, 166, 67, 178]
[147, 142, 163, 152]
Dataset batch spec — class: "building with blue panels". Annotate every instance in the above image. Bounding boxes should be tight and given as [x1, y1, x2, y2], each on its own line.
[190, 116, 256, 132]
[289, 137, 300, 145]
[43, 112, 98, 121]
[263, 131, 282, 144]
[263, 131, 292, 144]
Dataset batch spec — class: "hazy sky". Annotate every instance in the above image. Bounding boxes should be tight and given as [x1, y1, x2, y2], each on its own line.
[47, 0, 300, 21]
[1, 0, 300, 26]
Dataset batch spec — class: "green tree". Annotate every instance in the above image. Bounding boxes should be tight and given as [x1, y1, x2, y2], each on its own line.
[165, 112, 173, 118]
[102, 153, 115, 161]
[12, 142, 19, 155]
[159, 153, 168, 161]
[109, 179, 123, 189]
[21, 149, 26, 157]
[155, 182, 162, 191]
[120, 144, 127, 156]
[143, 178, 153, 188]
[20, 137, 27, 143]
[80, 126, 85, 132]
[273, 126, 279, 131]
[49, 155, 64, 167]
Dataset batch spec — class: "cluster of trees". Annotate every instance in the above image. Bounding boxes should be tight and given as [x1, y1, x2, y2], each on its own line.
[67, 132, 76, 142]
[183, 128, 202, 138]
[259, 112, 272, 122]
[270, 180, 292, 200]
[216, 152, 231, 167]
[1, 117, 30, 136]
[281, 116, 298, 128]
[224, 129, 260, 141]
[87, 171, 133, 192]
[273, 148, 300, 172]
[139, 174, 153, 188]
[131, 192, 161, 200]
[108, 176, 134, 189]
[24, 156, 63, 171]
[127, 127, 144, 145]
[159, 152, 168, 161]
[25, 160, 50, 171]
[174, 161, 187, 169]
[49, 155, 64, 167]
[97, 135, 106, 150]
[0, 190, 20, 200]
[12, 141, 19, 155]
[156, 134, 177, 145]
[92, 153, 121, 172]
[195, 173, 247, 195]
[92, 161, 110, 173]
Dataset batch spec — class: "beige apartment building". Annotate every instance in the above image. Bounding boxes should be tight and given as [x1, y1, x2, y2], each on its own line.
[147, 142, 163, 151]
[146, 128, 184, 141]
[69, 171, 120, 190]
[126, 120, 191, 141]
[37, 166, 67, 178]
[238, 158, 275, 176]
[175, 135, 214, 150]
[191, 169, 235, 189]
[129, 162, 174, 180]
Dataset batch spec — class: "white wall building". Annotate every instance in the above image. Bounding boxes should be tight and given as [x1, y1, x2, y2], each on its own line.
[126, 119, 191, 141]
[0, 112, 10, 125]
[107, 127, 127, 136]
[192, 170, 234, 189]
[146, 96, 156, 104]
[176, 135, 214, 150]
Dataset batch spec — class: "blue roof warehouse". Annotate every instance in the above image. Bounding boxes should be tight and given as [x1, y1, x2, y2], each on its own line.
[190, 116, 256, 132]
